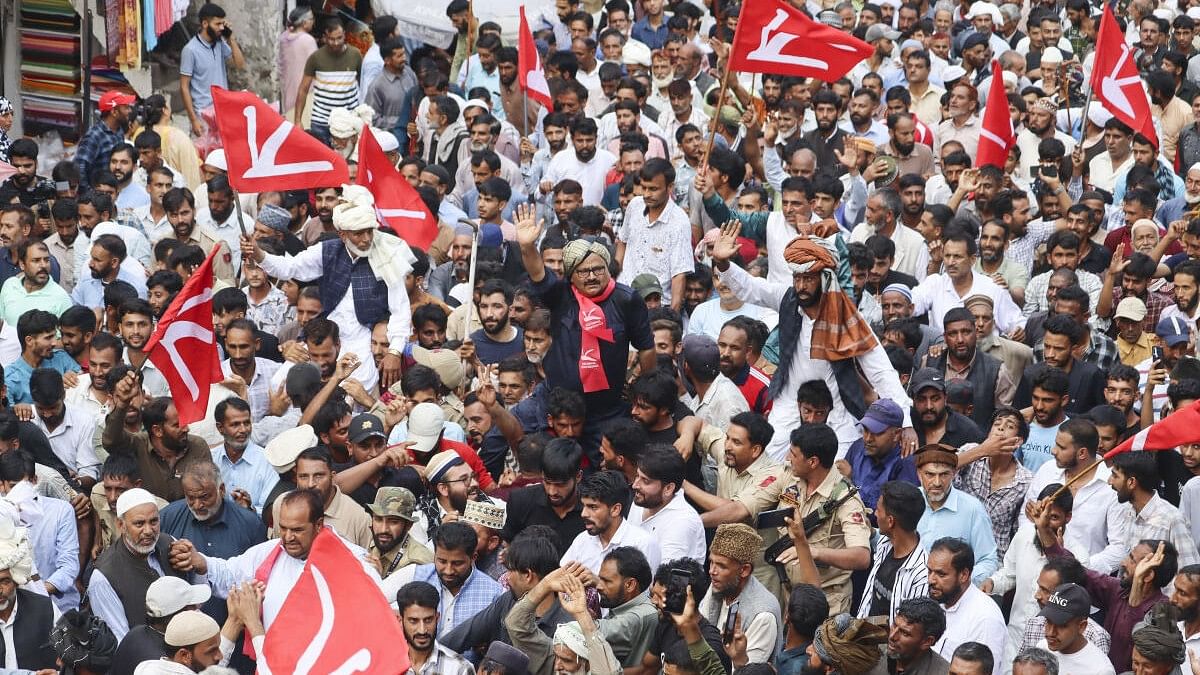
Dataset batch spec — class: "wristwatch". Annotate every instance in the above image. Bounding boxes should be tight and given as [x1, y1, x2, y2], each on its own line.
[387, 348, 403, 358]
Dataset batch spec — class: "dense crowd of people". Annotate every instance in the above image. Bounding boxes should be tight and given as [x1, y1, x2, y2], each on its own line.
[7, 0, 1200, 673]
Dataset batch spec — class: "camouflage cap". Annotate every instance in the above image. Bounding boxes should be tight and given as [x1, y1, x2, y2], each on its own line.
[368, 487, 417, 522]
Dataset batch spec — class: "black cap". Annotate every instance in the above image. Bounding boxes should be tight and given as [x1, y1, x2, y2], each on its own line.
[1038, 583, 1091, 624]
[348, 413, 387, 444]
[909, 367, 946, 395]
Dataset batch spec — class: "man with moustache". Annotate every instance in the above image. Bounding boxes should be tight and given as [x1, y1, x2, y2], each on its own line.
[396, 581, 475, 675]
[562, 469, 660, 573]
[76, 91, 135, 190]
[699, 523, 784, 663]
[925, 538, 1007, 673]
[1170, 565, 1200, 666]
[802, 90, 850, 177]
[210, 398, 275, 516]
[219, 319, 278, 425]
[915, 446, 999, 584]
[924, 308, 1013, 431]
[364, 488, 431, 579]
[298, 186, 341, 245]
[162, 188, 234, 284]
[909, 368, 985, 449]
[541, 117, 617, 206]
[975, 221, 1029, 306]
[242, 185, 414, 392]
[178, 2, 243, 140]
[90, 488, 189, 641]
[0, 140, 55, 208]
[108, 144, 150, 211]
[1162, 260, 1200, 326]
[843, 401, 920, 520]
[873, 597, 949, 675]
[471, 279, 524, 365]
[0, 532, 58, 670]
[426, 226, 475, 304]
[0, 240, 71, 326]
[414, 451, 481, 547]
[1017, 98, 1076, 182]
[195, 175, 249, 272]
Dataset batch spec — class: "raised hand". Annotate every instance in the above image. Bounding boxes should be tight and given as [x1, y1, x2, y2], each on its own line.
[834, 144, 859, 174]
[334, 352, 361, 382]
[558, 574, 589, 617]
[239, 235, 262, 264]
[710, 220, 743, 268]
[514, 203, 544, 248]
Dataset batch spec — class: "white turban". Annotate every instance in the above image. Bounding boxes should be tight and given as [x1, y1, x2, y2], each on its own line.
[333, 184, 416, 288]
[329, 104, 377, 140]
[553, 622, 589, 659]
[0, 520, 35, 585]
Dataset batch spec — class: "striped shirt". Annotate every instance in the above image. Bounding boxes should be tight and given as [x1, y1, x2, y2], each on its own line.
[303, 47, 362, 126]
[857, 536, 929, 621]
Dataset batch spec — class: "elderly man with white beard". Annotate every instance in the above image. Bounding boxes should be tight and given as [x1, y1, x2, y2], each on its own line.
[1156, 163, 1200, 226]
[166, 488, 384, 637]
[239, 185, 413, 392]
[90, 488, 191, 641]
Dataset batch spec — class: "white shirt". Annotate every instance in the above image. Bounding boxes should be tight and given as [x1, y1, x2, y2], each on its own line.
[0, 322, 18, 369]
[198, 532, 382, 631]
[1035, 639, 1116, 675]
[935, 583, 1008, 675]
[911, 271, 1026, 335]
[848, 222, 930, 282]
[124, 348, 171, 398]
[561, 518, 662, 574]
[89, 555, 164, 641]
[1182, 620, 1200, 675]
[685, 299, 777, 339]
[616, 197, 694, 302]
[626, 492, 707, 563]
[1024, 460, 1132, 573]
[1129, 492, 1200, 568]
[75, 221, 153, 272]
[258, 246, 414, 392]
[0, 593, 62, 669]
[542, 147, 617, 205]
[1181, 476, 1200, 550]
[132, 205, 172, 244]
[31, 404, 101, 480]
[64, 375, 107, 420]
[682, 374, 749, 430]
[717, 262, 913, 459]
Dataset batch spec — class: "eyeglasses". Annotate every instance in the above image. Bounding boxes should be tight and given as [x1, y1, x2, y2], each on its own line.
[441, 476, 472, 486]
[573, 266, 608, 278]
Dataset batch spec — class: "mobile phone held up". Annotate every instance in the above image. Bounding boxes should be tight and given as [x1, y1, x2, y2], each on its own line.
[664, 568, 693, 614]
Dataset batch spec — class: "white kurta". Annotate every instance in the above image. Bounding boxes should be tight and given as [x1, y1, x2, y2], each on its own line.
[258, 244, 412, 392]
[718, 263, 913, 460]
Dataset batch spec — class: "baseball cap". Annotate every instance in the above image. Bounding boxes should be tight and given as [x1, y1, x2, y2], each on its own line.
[859, 398, 904, 433]
[1114, 297, 1148, 323]
[682, 334, 720, 380]
[865, 24, 901, 42]
[368, 487, 417, 522]
[1156, 315, 1192, 347]
[408, 403, 447, 454]
[909, 367, 947, 395]
[164, 610, 220, 647]
[98, 91, 136, 112]
[146, 577, 211, 618]
[631, 273, 664, 300]
[349, 413, 388, 445]
[265, 424, 318, 473]
[1038, 583, 1091, 625]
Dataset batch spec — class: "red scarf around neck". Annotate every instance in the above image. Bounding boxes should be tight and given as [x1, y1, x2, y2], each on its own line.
[571, 279, 616, 393]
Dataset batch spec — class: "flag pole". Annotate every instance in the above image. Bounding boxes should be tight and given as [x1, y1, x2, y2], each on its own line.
[458, 218, 480, 341]
[702, 7, 747, 167]
[523, 91, 530, 138]
[1047, 455, 1107, 502]
[464, 0, 475, 85]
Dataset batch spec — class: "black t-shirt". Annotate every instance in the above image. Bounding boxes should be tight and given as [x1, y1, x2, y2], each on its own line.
[649, 615, 732, 674]
[500, 483, 586, 546]
[868, 548, 914, 617]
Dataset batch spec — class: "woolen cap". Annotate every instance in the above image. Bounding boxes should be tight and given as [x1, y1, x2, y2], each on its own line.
[164, 610, 220, 647]
[426, 450, 464, 484]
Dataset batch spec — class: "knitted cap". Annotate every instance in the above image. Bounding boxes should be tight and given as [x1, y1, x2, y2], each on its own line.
[709, 523, 763, 565]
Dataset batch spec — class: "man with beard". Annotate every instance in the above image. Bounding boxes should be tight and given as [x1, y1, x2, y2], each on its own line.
[975, 220, 1028, 306]
[925, 308, 1013, 430]
[1162, 261, 1200, 328]
[498, 47, 542, 140]
[1171, 565, 1200, 655]
[886, 118, 935, 181]
[471, 279, 524, 365]
[244, 186, 413, 392]
[159, 460, 266, 622]
[411, 304, 449, 351]
[924, 537, 1007, 672]
[108, 144, 149, 211]
[195, 175, 248, 273]
[210, 397, 276, 516]
[911, 227, 1024, 336]
[412, 450, 480, 546]
[162, 188, 234, 284]
[1090, 119, 1137, 193]
[660, 80, 709, 164]
[914, 446, 999, 584]
[427, 225, 475, 304]
[803, 90, 850, 176]
[220, 319, 279, 424]
[69, 234, 148, 312]
[716, 317, 772, 415]
[76, 91, 134, 190]
[0, 534, 60, 670]
[842, 400, 920, 521]
[1109, 451, 1200, 567]
[90, 488, 188, 640]
[28, 368, 100, 489]
[0, 240, 71, 326]
[103, 372, 211, 502]
[396, 581, 478, 675]
[1017, 98, 1076, 181]
[542, 117, 617, 211]
[851, 188, 930, 283]
[1022, 414, 1129, 575]
[273, 447, 370, 549]
[522, 114, 570, 205]
[293, 18, 361, 145]
[0, 139, 55, 208]
[178, 2, 242, 139]
[842, 88, 888, 146]
[502, 438, 586, 548]
[460, 148, 525, 224]
[561, 469, 660, 573]
[879, 597, 949, 675]
[1031, 498, 1178, 674]
[44, 198, 80, 293]
[64, 330, 119, 419]
[298, 186, 340, 245]
[1100, 251, 1173, 336]
[698, 523, 783, 663]
[364, 488, 431, 579]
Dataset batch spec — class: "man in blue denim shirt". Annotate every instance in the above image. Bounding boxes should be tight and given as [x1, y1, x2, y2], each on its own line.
[843, 398, 920, 525]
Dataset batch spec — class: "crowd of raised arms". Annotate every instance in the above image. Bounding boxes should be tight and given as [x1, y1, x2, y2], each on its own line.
[10, 0, 1200, 673]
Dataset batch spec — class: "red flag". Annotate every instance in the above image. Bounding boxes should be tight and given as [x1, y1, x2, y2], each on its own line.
[356, 123, 439, 250]
[261, 528, 409, 674]
[143, 247, 223, 425]
[518, 7, 553, 108]
[1104, 399, 1200, 459]
[976, 60, 1017, 169]
[729, 0, 872, 82]
[1090, 5, 1159, 149]
[210, 86, 350, 193]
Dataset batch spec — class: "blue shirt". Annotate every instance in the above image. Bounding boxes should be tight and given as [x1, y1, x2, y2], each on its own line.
[1017, 420, 1062, 473]
[212, 443, 280, 514]
[461, 188, 528, 222]
[4, 350, 81, 404]
[844, 440, 919, 524]
[28, 494, 80, 612]
[917, 487, 1000, 584]
[74, 122, 126, 190]
[115, 181, 151, 210]
[631, 17, 669, 50]
[70, 266, 148, 309]
[0, 249, 61, 288]
[179, 34, 232, 111]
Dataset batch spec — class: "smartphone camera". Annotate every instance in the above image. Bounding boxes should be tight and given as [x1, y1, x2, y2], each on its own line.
[664, 568, 693, 614]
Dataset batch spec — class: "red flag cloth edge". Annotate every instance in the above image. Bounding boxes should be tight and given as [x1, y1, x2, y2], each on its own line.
[1104, 399, 1200, 459]
[144, 246, 223, 426]
[728, 0, 873, 82]
[976, 59, 1016, 169]
[1089, 5, 1159, 149]
[518, 7, 553, 108]
[356, 122, 439, 250]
